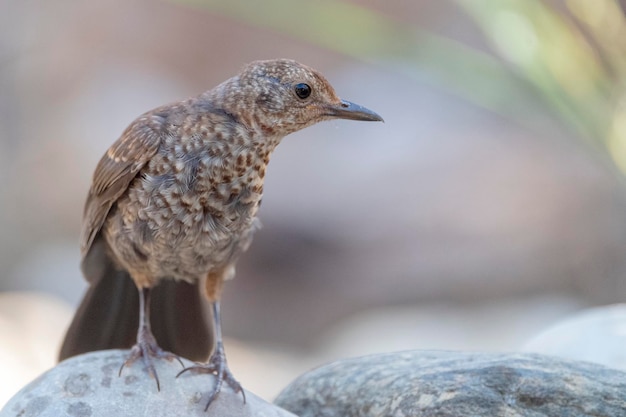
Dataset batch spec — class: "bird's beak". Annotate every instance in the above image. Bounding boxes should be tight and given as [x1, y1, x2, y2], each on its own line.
[325, 100, 384, 122]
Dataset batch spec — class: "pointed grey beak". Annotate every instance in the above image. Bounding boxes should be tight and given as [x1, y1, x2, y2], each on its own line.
[326, 100, 384, 122]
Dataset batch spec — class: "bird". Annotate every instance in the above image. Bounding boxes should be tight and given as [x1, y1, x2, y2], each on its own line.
[59, 58, 383, 410]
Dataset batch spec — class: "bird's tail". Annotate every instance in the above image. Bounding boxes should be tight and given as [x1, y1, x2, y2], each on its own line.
[59, 241, 212, 362]
[58, 266, 138, 361]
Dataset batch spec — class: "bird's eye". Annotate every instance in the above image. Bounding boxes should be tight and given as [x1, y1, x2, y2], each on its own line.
[294, 83, 311, 99]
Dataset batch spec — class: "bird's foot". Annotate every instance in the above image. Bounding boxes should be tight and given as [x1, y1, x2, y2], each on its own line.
[177, 341, 245, 411]
[119, 328, 184, 391]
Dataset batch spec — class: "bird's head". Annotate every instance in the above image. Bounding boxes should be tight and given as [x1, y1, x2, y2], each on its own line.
[216, 59, 383, 136]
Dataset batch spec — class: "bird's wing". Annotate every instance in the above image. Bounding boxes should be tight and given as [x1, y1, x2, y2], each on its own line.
[80, 117, 163, 261]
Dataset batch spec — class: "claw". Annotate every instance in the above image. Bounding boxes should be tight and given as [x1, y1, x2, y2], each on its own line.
[176, 342, 245, 410]
[119, 327, 183, 391]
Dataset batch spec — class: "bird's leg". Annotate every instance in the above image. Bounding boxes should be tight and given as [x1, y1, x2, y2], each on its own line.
[177, 301, 245, 410]
[119, 287, 184, 390]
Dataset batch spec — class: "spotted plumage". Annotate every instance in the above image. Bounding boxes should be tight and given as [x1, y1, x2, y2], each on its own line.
[60, 59, 383, 410]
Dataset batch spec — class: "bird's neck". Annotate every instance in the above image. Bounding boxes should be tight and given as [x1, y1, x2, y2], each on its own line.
[202, 77, 288, 139]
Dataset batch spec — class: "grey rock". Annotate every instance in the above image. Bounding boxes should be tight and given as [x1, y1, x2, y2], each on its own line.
[274, 350, 626, 417]
[1, 349, 296, 417]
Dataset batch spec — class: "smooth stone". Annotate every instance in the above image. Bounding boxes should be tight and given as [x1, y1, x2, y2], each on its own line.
[523, 303, 626, 370]
[0, 349, 296, 417]
[274, 350, 626, 417]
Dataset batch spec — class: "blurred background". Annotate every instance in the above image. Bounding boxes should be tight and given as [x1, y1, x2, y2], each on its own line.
[2, 0, 626, 406]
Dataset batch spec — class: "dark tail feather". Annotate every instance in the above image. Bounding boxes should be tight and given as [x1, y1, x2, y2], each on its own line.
[58, 265, 139, 361]
[59, 237, 213, 362]
[152, 280, 212, 362]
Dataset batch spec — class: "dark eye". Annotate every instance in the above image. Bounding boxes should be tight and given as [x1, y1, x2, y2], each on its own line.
[294, 83, 311, 99]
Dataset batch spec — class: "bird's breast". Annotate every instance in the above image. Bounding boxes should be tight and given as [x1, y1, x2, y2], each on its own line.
[134, 139, 267, 243]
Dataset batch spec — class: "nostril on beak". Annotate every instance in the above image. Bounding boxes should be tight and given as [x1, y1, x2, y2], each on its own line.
[332, 100, 384, 122]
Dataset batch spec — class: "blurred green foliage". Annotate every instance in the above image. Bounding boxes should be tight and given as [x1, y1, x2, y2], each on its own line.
[171, 0, 625, 174]
[460, 0, 625, 171]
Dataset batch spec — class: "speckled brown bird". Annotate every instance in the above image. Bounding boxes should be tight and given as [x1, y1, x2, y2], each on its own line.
[59, 59, 383, 409]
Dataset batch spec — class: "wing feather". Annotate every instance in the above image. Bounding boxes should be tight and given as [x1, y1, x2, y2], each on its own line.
[80, 116, 164, 259]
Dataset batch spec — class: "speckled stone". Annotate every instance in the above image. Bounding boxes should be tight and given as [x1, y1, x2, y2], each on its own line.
[274, 350, 626, 417]
[0, 349, 296, 417]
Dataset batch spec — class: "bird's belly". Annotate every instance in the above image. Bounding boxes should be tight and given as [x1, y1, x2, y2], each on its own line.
[107, 180, 261, 285]
[147, 230, 240, 282]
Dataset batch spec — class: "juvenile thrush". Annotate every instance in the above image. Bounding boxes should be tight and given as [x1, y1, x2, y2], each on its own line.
[59, 59, 383, 409]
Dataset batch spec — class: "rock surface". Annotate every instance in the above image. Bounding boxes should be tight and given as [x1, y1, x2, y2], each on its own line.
[0, 349, 296, 417]
[274, 350, 626, 417]
[524, 304, 626, 370]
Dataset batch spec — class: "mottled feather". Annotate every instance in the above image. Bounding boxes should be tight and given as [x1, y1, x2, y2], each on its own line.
[80, 115, 164, 257]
